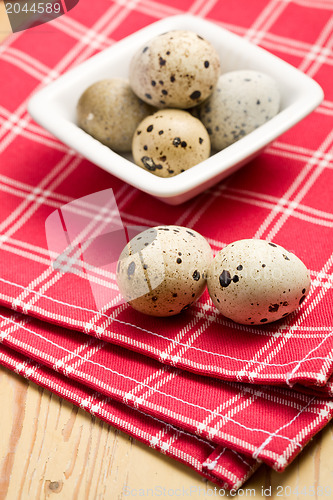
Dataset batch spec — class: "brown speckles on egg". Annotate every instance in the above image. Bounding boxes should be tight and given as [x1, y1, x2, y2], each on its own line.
[190, 90, 202, 100]
[127, 261, 135, 277]
[192, 270, 200, 281]
[219, 270, 231, 288]
[140, 156, 163, 172]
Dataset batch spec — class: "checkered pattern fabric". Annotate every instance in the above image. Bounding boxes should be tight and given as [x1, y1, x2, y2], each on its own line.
[1, 306, 333, 473]
[0, 343, 261, 490]
[0, 0, 332, 490]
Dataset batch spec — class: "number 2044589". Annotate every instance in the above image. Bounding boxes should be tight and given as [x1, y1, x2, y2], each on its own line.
[6, 3, 62, 14]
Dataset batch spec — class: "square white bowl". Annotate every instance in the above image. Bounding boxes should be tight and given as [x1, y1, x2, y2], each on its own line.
[28, 14, 323, 205]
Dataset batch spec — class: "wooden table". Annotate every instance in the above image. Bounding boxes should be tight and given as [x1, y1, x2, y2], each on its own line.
[0, 3, 333, 498]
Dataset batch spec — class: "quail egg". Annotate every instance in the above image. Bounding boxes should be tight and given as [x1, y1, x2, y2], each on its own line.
[207, 239, 311, 325]
[132, 109, 210, 177]
[77, 78, 154, 152]
[129, 30, 220, 109]
[196, 70, 280, 150]
[116, 225, 212, 316]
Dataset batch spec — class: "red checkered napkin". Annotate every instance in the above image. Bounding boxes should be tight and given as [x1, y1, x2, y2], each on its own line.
[1, 306, 333, 474]
[0, 0, 333, 488]
[0, 0, 332, 389]
[0, 343, 259, 490]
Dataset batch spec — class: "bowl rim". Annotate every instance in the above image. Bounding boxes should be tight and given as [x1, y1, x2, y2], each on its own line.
[28, 14, 324, 200]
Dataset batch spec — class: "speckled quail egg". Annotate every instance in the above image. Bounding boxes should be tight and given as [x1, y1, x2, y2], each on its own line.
[132, 109, 210, 177]
[207, 239, 311, 325]
[195, 70, 280, 150]
[116, 225, 212, 317]
[129, 30, 221, 109]
[77, 78, 154, 152]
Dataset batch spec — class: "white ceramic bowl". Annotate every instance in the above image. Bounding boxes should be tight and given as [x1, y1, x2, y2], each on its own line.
[28, 14, 323, 205]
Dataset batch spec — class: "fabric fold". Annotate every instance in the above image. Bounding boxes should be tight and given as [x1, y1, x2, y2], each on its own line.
[0, 306, 332, 473]
[0, 343, 259, 490]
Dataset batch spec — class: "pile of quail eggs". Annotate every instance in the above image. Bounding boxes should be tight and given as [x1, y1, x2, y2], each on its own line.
[116, 227, 311, 325]
[77, 30, 280, 178]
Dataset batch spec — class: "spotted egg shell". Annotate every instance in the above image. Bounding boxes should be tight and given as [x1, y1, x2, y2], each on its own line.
[132, 109, 210, 177]
[207, 239, 311, 325]
[77, 78, 154, 152]
[195, 70, 280, 151]
[116, 225, 212, 317]
[129, 30, 220, 109]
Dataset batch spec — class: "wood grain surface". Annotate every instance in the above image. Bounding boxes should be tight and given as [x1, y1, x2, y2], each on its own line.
[0, 4, 333, 499]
